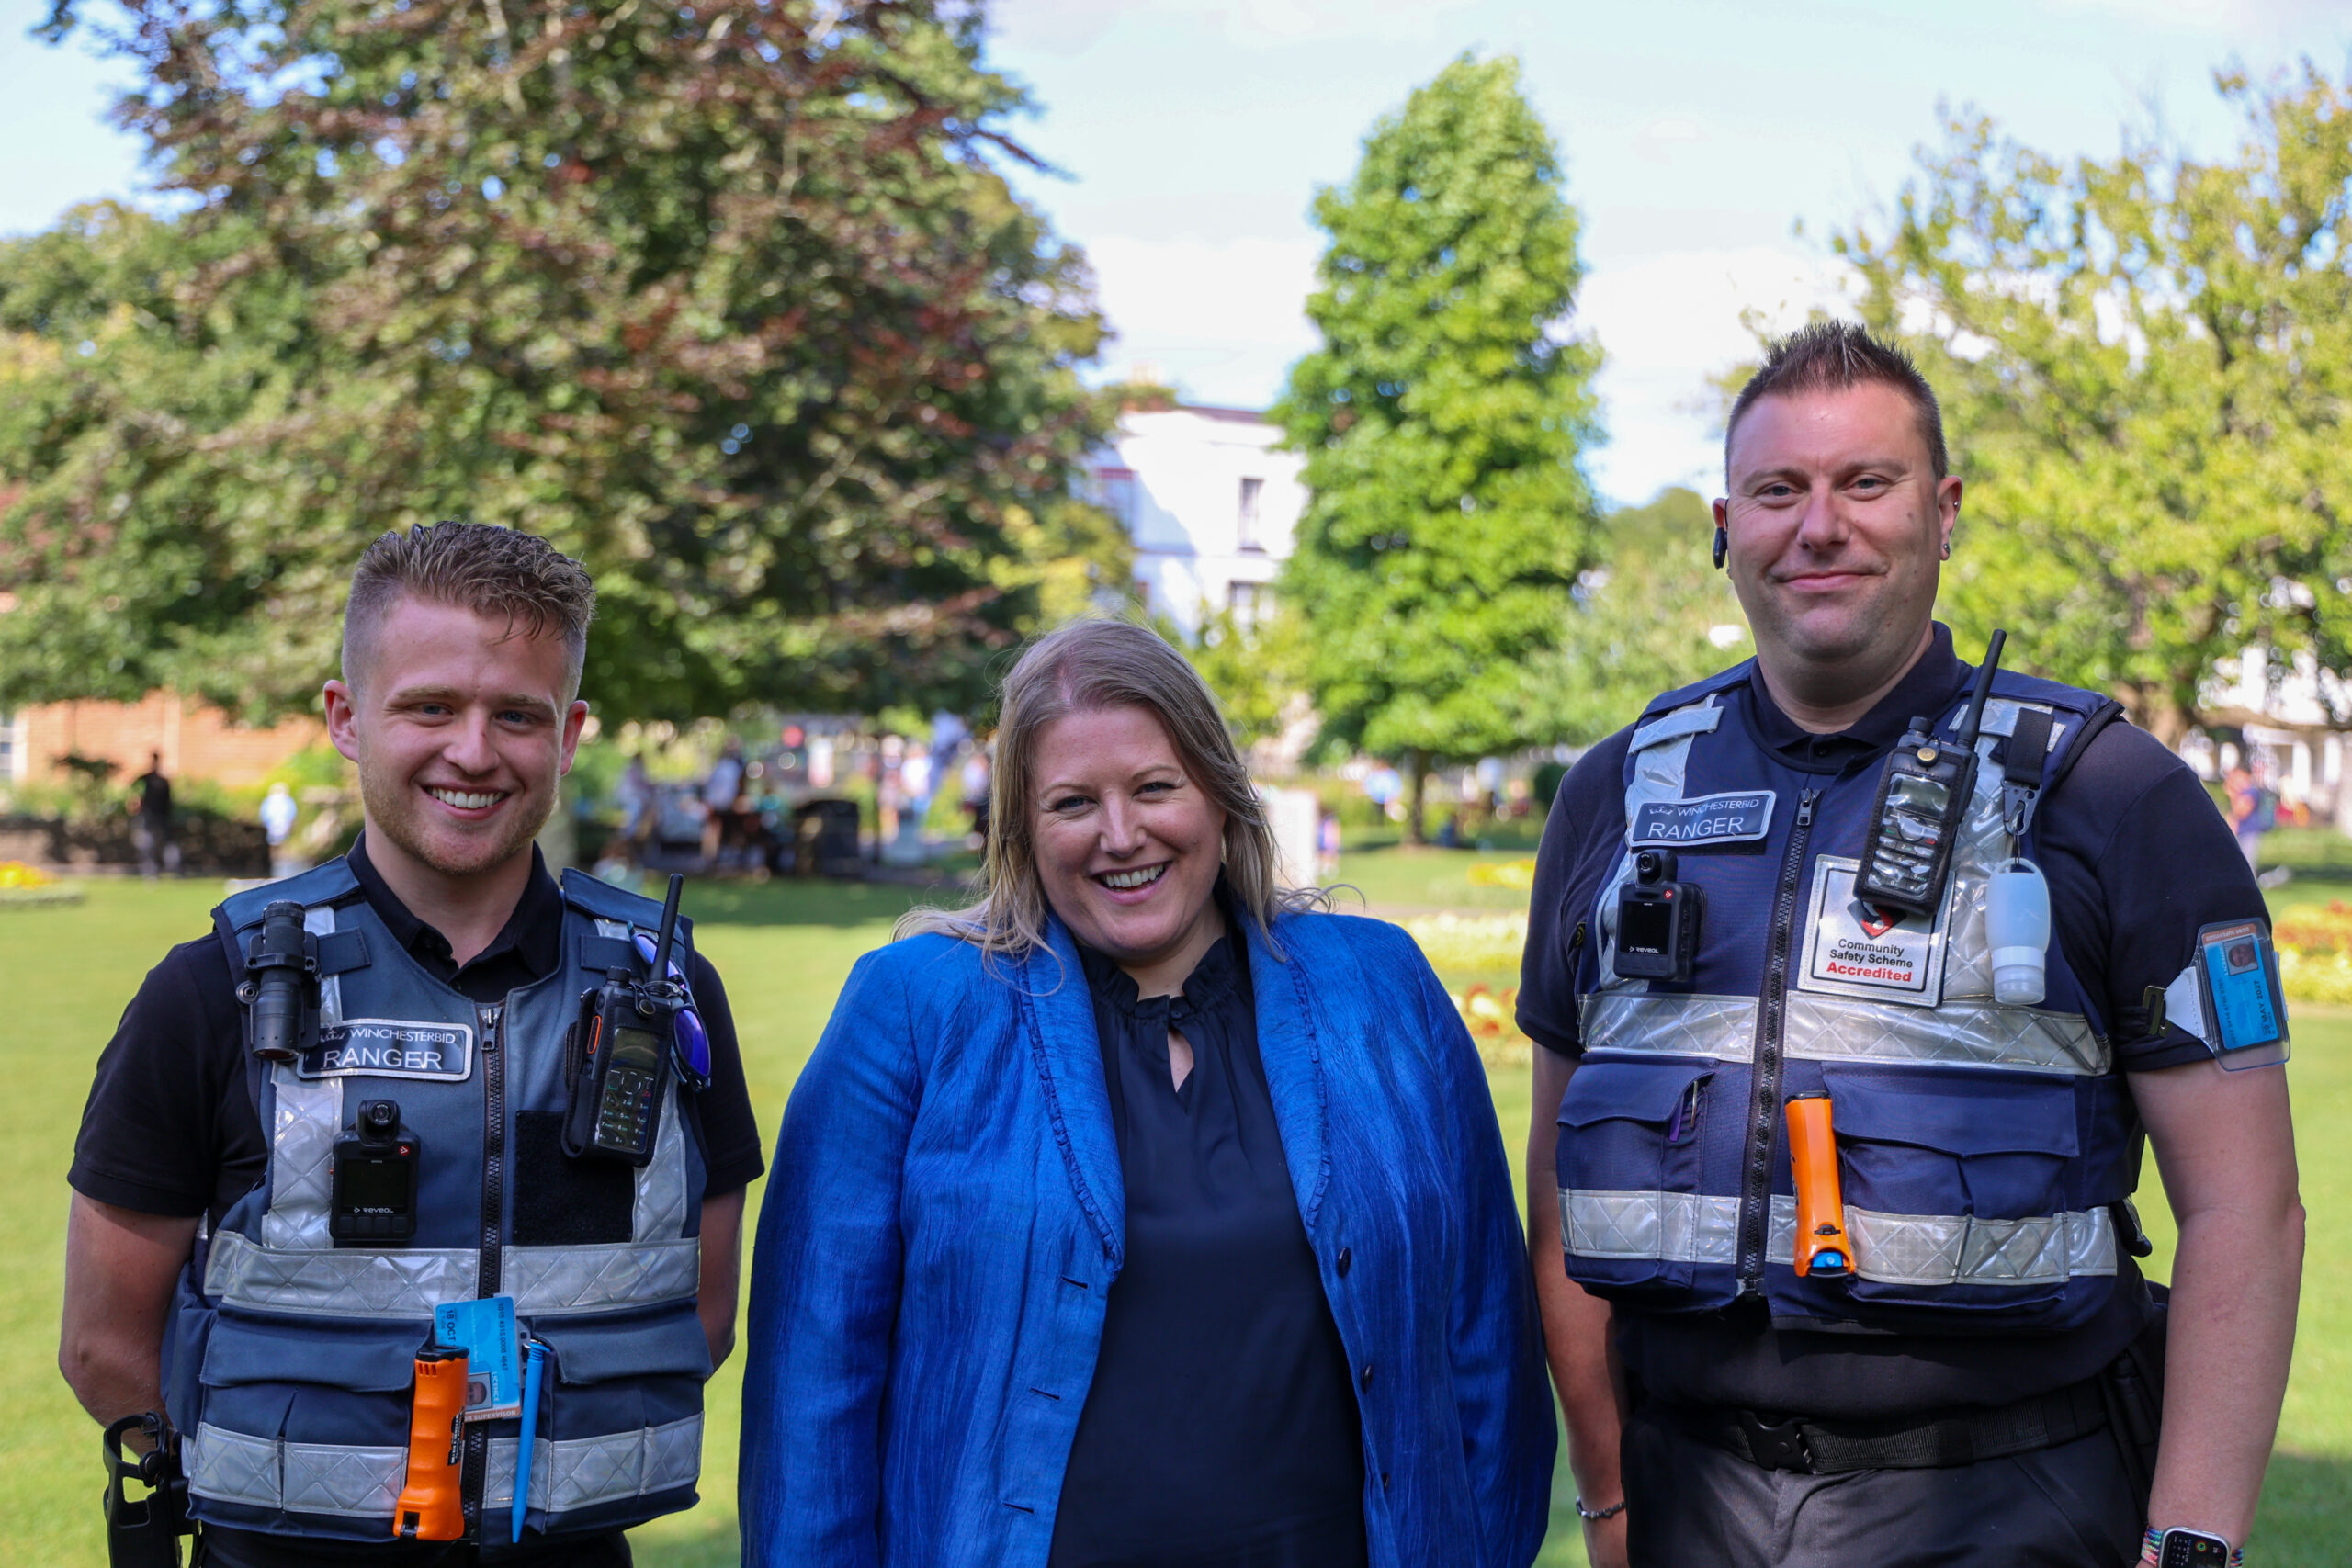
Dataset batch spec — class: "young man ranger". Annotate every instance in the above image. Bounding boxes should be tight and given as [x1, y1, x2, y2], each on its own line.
[1522, 324, 2302, 1568]
[62, 524, 765, 1566]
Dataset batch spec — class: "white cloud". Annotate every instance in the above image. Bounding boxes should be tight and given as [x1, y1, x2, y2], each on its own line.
[1076, 231, 1867, 501]
[1631, 115, 1711, 167]
[1574, 246, 1856, 502]
[993, 0, 1481, 54]
[1081, 232, 1322, 408]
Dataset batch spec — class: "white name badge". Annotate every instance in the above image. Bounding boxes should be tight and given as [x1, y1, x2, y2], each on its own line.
[296, 1019, 475, 1081]
[1800, 856, 1947, 1006]
[1629, 789, 1776, 847]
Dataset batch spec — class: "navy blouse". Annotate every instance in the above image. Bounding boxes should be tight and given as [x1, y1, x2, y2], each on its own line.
[1046, 924, 1369, 1568]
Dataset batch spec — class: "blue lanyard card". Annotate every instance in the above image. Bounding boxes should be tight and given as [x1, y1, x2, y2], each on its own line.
[2192, 919, 2289, 1071]
[435, 1294, 522, 1419]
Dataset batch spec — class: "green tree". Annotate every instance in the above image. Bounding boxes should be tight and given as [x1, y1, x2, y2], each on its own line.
[1273, 53, 1600, 841]
[1834, 63, 2352, 745]
[1538, 487, 1748, 743]
[1182, 604, 1312, 751]
[1, 0, 1113, 723]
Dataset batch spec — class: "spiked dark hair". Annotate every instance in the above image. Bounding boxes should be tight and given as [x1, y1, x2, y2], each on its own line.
[1724, 321, 1948, 482]
[343, 522, 596, 699]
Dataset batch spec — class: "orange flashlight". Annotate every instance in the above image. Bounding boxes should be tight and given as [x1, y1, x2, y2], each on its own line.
[394, 1345, 468, 1541]
[1786, 1093, 1852, 1278]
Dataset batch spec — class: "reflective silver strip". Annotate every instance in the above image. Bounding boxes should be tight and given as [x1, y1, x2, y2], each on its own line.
[505, 1237, 701, 1316]
[1560, 1190, 1738, 1264]
[1577, 991, 2106, 1075]
[1563, 1189, 2117, 1286]
[261, 908, 345, 1250]
[485, 1416, 702, 1514]
[1630, 704, 1724, 750]
[206, 1233, 695, 1316]
[1597, 696, 1716, 983]
[1582, 993, 1757, 1061]
[635, 1080, 689, 1241]
[1785, 992, 2109, 1075]
[187, 1422, 405, 1519]
[205, 1229, 475, 1316]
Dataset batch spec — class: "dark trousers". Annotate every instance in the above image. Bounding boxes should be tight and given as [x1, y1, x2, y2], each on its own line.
[194, 1526, 632, 1568]
[1623, 1401, 2147, 1567]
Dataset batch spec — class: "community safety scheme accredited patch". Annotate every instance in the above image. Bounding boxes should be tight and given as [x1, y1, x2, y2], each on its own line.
[1800, 855, 1946, 1006]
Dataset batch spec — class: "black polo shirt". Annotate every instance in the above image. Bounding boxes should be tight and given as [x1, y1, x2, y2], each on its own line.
[1518, 624, 2267, 1418]
[70, 835, 764, 1228]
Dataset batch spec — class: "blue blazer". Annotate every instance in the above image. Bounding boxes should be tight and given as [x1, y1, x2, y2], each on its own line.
[739, 907, 1556, 1568]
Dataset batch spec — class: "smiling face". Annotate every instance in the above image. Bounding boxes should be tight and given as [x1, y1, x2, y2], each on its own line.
[322, 593, 589, 886]
[1715, 380, 1962, 703]
[1030, 704, 1228, 995]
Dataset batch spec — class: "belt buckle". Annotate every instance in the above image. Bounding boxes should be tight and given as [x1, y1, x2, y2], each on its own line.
[1737, 1411, 1814, 1472]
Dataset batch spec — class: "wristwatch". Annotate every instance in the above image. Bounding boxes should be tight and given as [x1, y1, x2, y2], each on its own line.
[2145, 1526, 2240, 1567]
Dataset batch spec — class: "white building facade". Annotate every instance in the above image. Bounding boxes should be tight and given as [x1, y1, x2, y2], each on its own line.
[1089, 403, 1306, 640]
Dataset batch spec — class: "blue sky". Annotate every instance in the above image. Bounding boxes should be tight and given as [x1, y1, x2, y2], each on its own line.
[6, 0, 2346, 503]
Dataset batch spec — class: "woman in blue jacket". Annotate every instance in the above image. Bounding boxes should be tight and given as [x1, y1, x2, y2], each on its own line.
[740, 618, 1554, 1567]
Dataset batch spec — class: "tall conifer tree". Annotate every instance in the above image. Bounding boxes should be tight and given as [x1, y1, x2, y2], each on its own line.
[1274, 53, 1600, 840]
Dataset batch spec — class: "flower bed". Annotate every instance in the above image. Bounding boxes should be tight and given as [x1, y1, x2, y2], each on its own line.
[2278, 902, 2352, 1005]
[0, 860, 84, 908]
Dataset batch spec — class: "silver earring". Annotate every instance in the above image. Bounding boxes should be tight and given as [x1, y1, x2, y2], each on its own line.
[1939, 540, 1952, 560]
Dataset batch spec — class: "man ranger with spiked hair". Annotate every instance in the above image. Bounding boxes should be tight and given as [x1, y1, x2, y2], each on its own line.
[64, 522, 763, 1566]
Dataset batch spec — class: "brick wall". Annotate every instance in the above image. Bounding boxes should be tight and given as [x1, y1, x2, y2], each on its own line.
[10, 693, 323, 788]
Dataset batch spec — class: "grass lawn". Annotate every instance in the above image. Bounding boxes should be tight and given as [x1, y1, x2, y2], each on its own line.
[5, 860, 2346, 1565]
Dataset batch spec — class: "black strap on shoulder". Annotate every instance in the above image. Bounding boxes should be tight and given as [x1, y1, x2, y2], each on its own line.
[315, 928, 370, 976]
[580, 935, 642, 977]
[2048, 697, 2126, 789]
[2003, 707, 2055, 786]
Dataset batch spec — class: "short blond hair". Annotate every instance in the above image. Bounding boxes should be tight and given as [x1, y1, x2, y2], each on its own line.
[343, 522, 596, 697]
[896, 617, 1328, 958]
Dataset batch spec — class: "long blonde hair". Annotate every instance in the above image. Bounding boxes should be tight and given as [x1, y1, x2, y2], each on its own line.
[895, 617, 1330, 957]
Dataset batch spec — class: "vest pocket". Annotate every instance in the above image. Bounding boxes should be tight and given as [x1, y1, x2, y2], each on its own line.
[187, 1314, 424, 1539]
[503, 1304, 711, 1530]
[1806, 1066, 2082, 1318]
[1556, 1059, 1718, 1303]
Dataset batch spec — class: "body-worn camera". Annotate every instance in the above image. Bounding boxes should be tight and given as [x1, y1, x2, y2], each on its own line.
[562, 874, 687, 1167]
[1856, 630, 2007, 919]
[1614, 848, 1703, 984]
[331, 1099, 419, 1245]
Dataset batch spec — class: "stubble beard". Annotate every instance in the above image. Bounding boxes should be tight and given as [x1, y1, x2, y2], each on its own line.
[359, 766, 553, 880]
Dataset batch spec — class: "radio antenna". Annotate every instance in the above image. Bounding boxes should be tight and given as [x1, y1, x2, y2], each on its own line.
[649, 873, 684, 987]
[1958, 628, 2007, 749]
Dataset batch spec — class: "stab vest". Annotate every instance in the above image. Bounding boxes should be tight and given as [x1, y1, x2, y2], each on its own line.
[162, 860, 711, 1544]
[1556, 662, 2143, 1335]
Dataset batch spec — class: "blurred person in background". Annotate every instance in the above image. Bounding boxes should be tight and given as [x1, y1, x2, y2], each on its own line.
[259, 780, 300, 879]
[741, 617, 1553, 1568]
[130, 750, 178, 878]
[702, 737, 746, 871]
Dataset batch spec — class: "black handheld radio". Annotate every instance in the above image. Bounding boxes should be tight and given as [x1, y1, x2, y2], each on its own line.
[563, 874, 685, 1167]
[242, 899, 318, 1063]
[1855, 630, 2006, 919]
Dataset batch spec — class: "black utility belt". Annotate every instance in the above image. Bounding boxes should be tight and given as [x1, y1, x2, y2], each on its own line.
[1661, 1374, 2109, 1473]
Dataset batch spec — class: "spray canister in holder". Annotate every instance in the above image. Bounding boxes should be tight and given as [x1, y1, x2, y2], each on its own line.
[394, 1345, 468, 1541]
[1785, 1094, 1851, 1278]
[1985, 858, 2052, 1007]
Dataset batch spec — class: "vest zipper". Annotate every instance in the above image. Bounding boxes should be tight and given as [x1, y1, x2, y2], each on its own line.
[1738, 787, 1818, 1293]
[463, 999, 506, 1540]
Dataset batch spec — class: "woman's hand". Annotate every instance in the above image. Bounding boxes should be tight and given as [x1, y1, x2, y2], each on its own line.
[1582, 1509, 1629, 1568]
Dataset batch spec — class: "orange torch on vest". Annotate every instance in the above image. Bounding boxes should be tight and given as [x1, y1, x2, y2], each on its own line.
[1785, 1093, 1852, 1278]
[394, 1345, 468, 1541]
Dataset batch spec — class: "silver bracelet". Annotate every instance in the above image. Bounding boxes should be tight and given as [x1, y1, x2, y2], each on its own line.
[1577, 1495, 1627, 1522]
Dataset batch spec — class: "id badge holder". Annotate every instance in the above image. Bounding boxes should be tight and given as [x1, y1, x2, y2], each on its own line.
[2191, 919, 2290, 1070]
